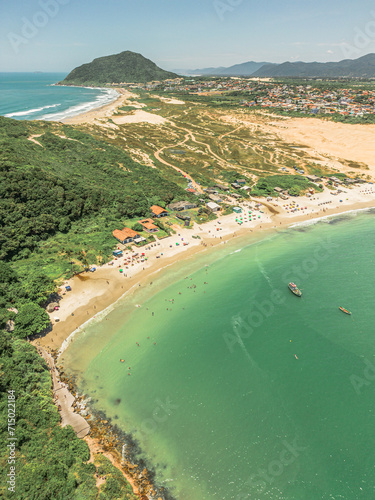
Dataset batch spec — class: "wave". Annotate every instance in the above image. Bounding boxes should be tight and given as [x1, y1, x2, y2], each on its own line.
[5, 103, 61, 117]
[40, 88, 119, 121]
[288, 207, 374, 229]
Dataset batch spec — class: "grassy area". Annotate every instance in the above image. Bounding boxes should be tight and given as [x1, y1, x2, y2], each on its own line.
[251, 174, 323, 197]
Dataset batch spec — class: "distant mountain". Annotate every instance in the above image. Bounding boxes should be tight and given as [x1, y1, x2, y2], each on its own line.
[253, 54, 375, 78]
[60, 51, 178, 85]
[180, 61, 272, 76]
[212, 61, 274, 76]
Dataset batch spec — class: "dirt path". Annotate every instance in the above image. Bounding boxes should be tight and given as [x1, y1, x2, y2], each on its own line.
[174, 122, 285, 176]
[154, 129, 204, 193]
[28, 134, 43, 147]
[218, 124, 243, 140]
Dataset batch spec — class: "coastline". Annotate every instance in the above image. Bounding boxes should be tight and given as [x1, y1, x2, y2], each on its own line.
[61, 88, 136, 125]
[34, 190, 375, 354]
[49, 199, 375, 500]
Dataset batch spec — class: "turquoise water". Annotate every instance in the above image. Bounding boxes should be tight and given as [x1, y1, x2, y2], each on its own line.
[62, 212, 375, 499]
[0, 73, 118, 121]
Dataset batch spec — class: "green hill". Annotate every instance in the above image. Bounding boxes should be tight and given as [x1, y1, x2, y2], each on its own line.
[61, 50, 179, 85]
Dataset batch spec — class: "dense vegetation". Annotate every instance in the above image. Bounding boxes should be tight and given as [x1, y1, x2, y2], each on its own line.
[0, 332, 138, 499]
[0, 261, 54, 338]
[251, 175, 322, 197]
[61, 50, 178, 85]
[0, 116, 188, 266]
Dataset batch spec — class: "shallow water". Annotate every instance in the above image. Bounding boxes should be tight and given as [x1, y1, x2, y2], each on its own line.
[0, 73, 118, 121]
[62, 212, 375, 499]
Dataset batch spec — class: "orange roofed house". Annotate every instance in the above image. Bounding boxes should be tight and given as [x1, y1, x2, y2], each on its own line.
[138, 218, 159, 233]
[150, 205, 168, 218]
[113, 227, 139, 245]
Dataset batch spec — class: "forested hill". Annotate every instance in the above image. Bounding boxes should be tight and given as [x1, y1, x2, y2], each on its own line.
[0, 115, 187, 262]
[61, 51, 178, 85]
[253, 53, 375, 78]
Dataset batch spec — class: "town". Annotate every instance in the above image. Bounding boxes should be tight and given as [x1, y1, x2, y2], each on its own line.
[115, 77, 375, 118]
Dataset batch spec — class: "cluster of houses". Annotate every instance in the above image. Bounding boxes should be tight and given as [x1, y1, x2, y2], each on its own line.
[113, 205, 168, 245]
[118, 77, 375, 119]
[113, 202, 198, 245]
[239, 83, 375, 117]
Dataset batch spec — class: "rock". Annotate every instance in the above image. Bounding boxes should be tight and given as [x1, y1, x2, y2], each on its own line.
[46, 302, 59, 313]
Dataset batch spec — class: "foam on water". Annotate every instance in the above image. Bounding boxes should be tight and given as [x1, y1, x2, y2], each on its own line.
[0, 73, 119, 122]
[40, 88, 118, 121]
[5, 103, 61, 118]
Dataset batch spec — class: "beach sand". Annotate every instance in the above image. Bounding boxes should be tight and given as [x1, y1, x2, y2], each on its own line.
[267, 117, 375, 172]
[112, 110, 169, 125]
[62, 88, 138, 126]
[35, 183, 375, 353]
[221, 112, 375, 177]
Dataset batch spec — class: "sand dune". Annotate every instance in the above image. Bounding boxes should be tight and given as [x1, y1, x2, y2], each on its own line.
[267, 117, 375, 173]
[113, 110, 168, 125]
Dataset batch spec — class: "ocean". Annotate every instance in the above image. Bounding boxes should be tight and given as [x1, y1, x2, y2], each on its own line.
[0, 73, 118, 121]
[61, 209, 375, 499]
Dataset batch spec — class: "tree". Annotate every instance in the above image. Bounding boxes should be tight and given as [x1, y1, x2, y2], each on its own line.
[22, 272, 56, 306]
[13, 302, 50, 338]
[288, 186, 300, 196]
[131, 222, 143, 232]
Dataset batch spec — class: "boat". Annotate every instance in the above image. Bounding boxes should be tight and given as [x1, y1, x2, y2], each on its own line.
[288, 282, 302, 297]
[339, 306, 351, 315]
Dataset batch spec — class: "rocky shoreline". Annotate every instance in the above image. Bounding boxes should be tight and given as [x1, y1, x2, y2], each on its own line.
[51, 353, 176, 500]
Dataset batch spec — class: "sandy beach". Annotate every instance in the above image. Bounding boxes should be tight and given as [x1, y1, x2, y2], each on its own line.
[62, 88, 138, 126]
[35, 182, 375, 353]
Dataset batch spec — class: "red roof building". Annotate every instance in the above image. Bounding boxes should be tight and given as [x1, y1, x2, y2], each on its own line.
[113, 227, 139, 244]
[138, 218, 159, 233]
[150, 205, 168, 217]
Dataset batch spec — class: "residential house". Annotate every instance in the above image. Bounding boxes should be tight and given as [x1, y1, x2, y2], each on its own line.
[113, 228, 139, 245]
[150, 205, 168, 218]
[236, 179, 246, 185]
[231, 182, 241, 189]
[206, 201, 221, 212]
[138, 218, 159, 233]
[208, 194, 223, 203]
[329, 176, 341, 184]
[167, 201, 197, 211]
[215, 184, 230, 191]
[305, 175, 321, 183]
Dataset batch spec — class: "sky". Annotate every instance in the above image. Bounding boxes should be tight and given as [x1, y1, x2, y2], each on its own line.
[1, 0, 375, 72]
